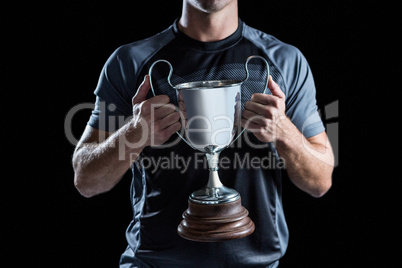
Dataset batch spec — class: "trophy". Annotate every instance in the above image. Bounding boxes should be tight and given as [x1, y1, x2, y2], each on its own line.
[149, 56, 269, 242]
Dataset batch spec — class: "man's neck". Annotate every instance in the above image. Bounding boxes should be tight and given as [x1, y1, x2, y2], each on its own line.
[178, 1, 238, 42]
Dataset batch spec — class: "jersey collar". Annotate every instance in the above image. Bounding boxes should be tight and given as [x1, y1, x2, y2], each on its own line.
[172, 18, 243, 51]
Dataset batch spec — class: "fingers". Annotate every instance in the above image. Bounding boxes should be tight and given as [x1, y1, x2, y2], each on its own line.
[142, 100, 181, 132]
[241, 76, 287, 143]
[245, 95, 283, 118]
[148, 109, 181, 143]
[132, 75, 151, 105]
[130, 76, 182, 146]
[244, 76, 286, 117]
[158, 115, 182, 134]
[250, 77, 284, 104]
[132, 75, 172, 108]
[242, 109, 267, 125]
[267, 75, 285, 99]
[241, 116, 263, 132]
[153, 103, 179, 121]
[245, 98, 275, 116]
[145, 95, 170, 106]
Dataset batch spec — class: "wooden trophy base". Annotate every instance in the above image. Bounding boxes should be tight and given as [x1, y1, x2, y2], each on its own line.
[177, 198, 255, 242]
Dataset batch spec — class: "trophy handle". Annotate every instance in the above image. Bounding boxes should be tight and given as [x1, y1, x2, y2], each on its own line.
[241, 55, 270, 91]
[231, 55, 270, 145]
[148, 59, 175, 96]
[148, 59, 197, 150]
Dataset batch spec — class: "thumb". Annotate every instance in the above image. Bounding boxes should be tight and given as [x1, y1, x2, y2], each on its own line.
[132, 75, 151, 105]
[267, 75, 285, 99]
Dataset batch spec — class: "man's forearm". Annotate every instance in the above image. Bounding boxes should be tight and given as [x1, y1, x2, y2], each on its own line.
[73, 122, 146, 197]
[275, 117, 334, 197]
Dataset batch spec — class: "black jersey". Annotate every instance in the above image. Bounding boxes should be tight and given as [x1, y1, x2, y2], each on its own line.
[88, 19, 324, 267]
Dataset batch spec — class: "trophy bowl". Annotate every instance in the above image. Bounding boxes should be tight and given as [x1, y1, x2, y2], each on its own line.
[149, 56, 269, 242]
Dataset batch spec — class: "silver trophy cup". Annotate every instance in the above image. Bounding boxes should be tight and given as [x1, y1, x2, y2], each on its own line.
[149, 56, 269, 241]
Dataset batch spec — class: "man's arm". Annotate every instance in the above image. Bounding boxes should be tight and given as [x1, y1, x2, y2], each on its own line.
[72, 76, 181, 197]
[73, 124, 142, 198]
[242, 76, 334, 197]
[275, 120, 333, 197]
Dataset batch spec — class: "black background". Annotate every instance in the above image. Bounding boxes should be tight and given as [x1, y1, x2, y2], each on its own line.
[4, 1, 396, 267]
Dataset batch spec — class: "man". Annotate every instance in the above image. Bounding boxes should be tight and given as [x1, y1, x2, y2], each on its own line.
[73, 0, 334, 266]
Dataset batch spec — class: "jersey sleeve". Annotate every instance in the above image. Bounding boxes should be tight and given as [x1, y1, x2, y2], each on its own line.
[87, 46, 134, 132]
[279, 45, 325, 138]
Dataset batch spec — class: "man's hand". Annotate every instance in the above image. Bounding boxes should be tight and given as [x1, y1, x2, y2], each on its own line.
[241, 75, 333, 197]
[131, 75, 181, 147]
[241, 76, 287, 143]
